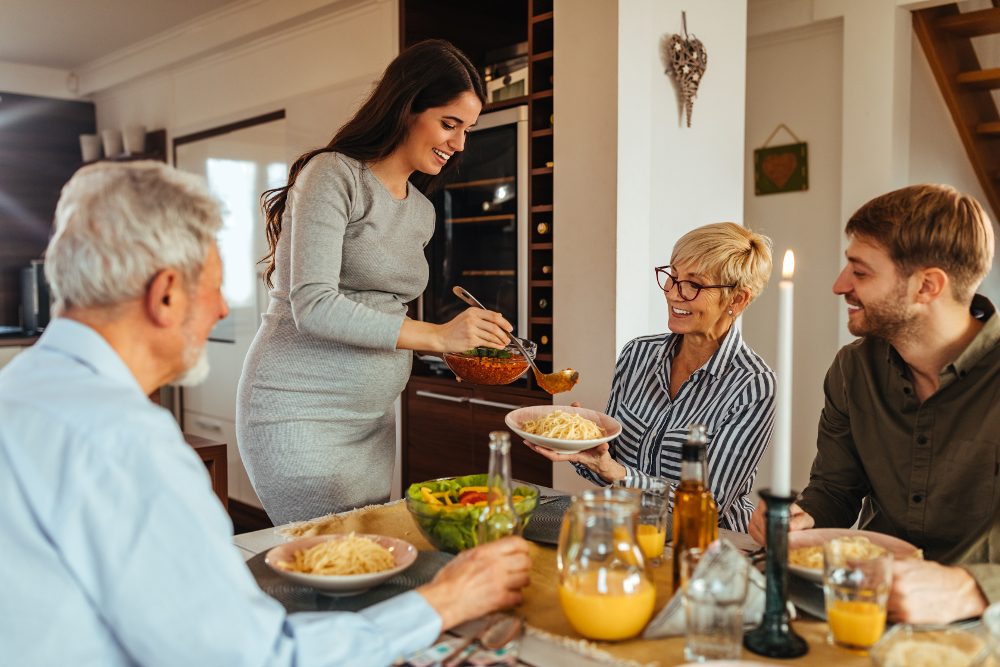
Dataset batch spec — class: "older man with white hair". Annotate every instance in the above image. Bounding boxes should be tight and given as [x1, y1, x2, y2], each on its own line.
[0, 161, 531, 667]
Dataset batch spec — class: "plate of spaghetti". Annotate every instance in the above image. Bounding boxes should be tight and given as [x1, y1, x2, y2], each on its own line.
[265, 533, 417, 596]
[505, 405, 621, 452]
[786, 529, 922, 584]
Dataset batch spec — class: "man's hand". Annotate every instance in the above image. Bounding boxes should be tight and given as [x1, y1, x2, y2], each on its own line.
[748, 500, 814, 544]
[887, 560, 987, 625]
[416, 536, 531, 631]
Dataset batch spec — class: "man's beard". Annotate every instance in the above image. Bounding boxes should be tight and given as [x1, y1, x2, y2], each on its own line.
[173, 329, 211, 387]
[847, 279, 919, 343]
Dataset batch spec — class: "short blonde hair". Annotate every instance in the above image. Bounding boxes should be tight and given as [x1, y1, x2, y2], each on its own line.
[845, 184, 994, 303]
[670, 222, 773, 305]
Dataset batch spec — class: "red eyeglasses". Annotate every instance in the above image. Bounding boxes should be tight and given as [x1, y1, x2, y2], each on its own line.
[655, 266, 735, 302]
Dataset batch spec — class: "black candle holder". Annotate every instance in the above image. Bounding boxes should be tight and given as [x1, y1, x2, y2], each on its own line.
[744, 489, 809, 659]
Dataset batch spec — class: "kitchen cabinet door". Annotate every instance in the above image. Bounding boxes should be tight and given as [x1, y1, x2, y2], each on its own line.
[405, 381, 475, 486]
[470, 389, 552, 487]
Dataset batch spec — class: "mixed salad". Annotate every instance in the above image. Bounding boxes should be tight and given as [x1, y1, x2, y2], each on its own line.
[406, 474, 538, 553]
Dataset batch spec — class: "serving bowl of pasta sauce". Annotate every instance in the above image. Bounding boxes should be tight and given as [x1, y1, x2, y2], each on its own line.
[505, 405, 622, 453]
[265, 533, 417, 596]
[442, 338, 537, 385]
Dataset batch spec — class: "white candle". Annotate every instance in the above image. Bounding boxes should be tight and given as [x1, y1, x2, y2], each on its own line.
[772, 250, 794, 497]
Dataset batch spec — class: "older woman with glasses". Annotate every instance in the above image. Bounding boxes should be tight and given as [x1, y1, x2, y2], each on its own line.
[525, 222, 775, 532]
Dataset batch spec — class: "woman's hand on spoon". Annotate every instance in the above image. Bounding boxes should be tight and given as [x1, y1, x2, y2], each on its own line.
[397, 308, 511, 353]
[438, 307, 511, 352]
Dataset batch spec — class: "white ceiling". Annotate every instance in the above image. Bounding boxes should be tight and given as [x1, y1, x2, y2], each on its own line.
[0, 0, 238, 69]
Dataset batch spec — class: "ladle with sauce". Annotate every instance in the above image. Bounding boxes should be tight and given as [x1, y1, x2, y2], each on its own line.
[452, 286, 579, 394]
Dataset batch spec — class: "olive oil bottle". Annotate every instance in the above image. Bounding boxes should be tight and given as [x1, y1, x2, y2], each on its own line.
[671, 424, 719, 592]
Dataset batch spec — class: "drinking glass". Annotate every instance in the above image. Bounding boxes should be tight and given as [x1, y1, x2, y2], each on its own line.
[823, 539, 893, 653]
[680, 545, 750, 661]
[557, 488, 656, 641]
[614, 476, 671, 566]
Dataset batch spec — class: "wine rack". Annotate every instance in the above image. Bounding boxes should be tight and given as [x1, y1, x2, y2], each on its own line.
[528, 0, 555, 392]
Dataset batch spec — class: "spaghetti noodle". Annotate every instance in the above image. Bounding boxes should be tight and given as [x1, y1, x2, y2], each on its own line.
[522, 410, 606, 440]
[276, 533, 396, 575]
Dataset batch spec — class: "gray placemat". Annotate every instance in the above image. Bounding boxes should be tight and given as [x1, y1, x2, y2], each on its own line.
[788, 572, 826, 620]
[523, 496, 674, 550]
[523, 496, 571, 545]
[248, 550, 454, 613]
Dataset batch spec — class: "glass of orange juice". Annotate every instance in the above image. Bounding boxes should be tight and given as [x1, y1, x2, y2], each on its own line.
[557, 488, 656, 641]
[613, 476, 671, 566]
[822, 538, 893, 653]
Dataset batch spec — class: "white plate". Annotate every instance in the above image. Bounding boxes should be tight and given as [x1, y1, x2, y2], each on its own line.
[787, 528, 920, 584]
[265, 534, 417, 596]
[505, 405, 621, 453]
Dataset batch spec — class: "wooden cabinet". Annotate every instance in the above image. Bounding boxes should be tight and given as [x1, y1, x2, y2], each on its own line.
[403, 376, 553, 488]
[183, 433, 229, 511]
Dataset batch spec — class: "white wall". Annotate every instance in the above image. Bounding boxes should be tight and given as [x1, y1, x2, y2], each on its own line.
[554, 0, 748, 492]
[744, 0, 1000, 497]
[743, 19, 844, 496]
[92, 0, 396, 158]
[617, 0, 749, 349]
[552, 0, 620, 492]
[0, 61, 80, 100]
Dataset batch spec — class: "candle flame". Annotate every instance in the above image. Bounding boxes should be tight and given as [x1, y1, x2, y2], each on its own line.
[782, 250, 795, 279]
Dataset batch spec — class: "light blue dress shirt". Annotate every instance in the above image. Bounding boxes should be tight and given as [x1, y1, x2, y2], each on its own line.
[0, 319, 442, 667]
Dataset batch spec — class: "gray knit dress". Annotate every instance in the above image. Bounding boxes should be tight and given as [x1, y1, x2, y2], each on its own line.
[236, 153, 434, 525]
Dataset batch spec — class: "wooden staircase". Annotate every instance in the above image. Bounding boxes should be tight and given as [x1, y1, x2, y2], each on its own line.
[914, 4, 1000, 220]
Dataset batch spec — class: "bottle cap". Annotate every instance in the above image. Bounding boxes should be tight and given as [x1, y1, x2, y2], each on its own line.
[682, 424, 708, 461]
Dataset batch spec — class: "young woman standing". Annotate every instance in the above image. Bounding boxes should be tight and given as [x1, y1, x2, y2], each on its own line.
[237, 41, 511, 525]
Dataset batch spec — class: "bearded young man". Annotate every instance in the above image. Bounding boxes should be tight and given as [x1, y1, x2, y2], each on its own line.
[749, 184, 1000, 624]
[0, 162, 531, 667]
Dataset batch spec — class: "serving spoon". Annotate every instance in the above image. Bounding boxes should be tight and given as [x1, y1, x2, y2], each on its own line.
[452, 285, 579, 394]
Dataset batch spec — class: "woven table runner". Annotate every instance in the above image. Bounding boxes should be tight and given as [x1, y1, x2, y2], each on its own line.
[270, 499, 867, 667]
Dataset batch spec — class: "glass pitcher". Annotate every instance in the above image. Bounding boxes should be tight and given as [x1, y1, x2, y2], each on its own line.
[557, 488, 657, 641]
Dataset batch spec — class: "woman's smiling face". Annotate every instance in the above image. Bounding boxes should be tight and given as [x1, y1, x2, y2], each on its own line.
[401, 91, 483, 175]
[663, 261, 734, 339]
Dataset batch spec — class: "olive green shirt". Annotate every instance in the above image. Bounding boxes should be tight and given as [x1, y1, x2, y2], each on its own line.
[798, 295, 1000, 599]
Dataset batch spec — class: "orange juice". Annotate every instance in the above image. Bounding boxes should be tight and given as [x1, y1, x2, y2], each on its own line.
[827, 600, 886, 648]
[636, 524, 666, 559]
[559, 570, 656, 640]
[612, 527, 641, 566]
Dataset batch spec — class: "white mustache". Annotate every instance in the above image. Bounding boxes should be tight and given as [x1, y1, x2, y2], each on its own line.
[174, 347, 210, 387]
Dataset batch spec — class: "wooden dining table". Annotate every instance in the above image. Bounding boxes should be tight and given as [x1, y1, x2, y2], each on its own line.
[232, 489, 877, 667]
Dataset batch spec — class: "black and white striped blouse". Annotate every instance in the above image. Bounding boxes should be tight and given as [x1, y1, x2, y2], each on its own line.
[574, 326, 776, 532]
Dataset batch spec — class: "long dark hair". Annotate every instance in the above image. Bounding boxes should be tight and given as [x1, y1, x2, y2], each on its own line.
[260, 39, 487, 288]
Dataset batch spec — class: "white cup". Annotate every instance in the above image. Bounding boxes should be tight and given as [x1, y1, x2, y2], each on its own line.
[80, 134, 103, 163]
[122, 125, 147, 155]
[101, 129, 123, 158]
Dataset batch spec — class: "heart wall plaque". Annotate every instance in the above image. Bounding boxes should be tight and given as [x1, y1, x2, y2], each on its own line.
[661, 13, 707, 128]
[754, 142, 809, 195]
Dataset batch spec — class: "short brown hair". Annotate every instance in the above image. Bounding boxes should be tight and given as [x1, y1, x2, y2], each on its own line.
[845, 184, 994, 302]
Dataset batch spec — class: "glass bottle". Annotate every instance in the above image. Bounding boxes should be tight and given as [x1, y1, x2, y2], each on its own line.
[477, 431, 521, 544]
[671, 424, 719, 592]
[557, 488, 656, 641]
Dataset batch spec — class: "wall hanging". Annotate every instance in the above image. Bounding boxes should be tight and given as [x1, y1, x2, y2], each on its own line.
[754, 124, 808, 195]
[661, 12, 707, 128]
